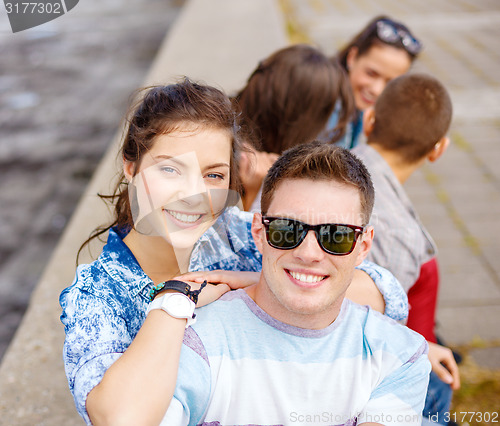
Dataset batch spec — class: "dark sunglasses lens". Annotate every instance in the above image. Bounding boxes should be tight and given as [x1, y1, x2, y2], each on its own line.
[267, 218, 302, 249]
[377, 21, 399, 43]
[402, 35, 421, 54]
[319, 225, 357, 254]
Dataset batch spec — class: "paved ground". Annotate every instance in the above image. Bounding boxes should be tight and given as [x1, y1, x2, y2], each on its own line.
[0, 0, 184, 361]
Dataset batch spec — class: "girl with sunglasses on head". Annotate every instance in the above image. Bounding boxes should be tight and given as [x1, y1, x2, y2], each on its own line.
[59, 78, 405, 425]
[328, 15, 422, 149]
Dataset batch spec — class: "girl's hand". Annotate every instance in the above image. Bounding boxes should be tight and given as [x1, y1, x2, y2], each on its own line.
[174, 271, 260, 307]
[176, 270, 260, 289]
[186, 280, 230, 307]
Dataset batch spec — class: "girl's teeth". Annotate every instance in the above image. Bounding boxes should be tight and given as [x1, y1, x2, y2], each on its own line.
[289, 271, 325, 283]
[167, 210, 202, 223]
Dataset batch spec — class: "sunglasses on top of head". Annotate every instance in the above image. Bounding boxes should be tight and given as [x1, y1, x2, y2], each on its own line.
[261, 216, 366, 256]
[375, 18, 422, 55]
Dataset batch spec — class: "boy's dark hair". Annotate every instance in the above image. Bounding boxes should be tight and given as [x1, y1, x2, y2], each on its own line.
[261, 141, 374, 224]
[369, 73, 452, 163]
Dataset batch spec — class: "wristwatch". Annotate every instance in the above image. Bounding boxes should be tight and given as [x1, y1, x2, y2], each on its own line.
[147, 293, 196, 328]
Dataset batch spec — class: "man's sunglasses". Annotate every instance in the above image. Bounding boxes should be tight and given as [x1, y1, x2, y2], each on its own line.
[376, 19, 422, 55]
[261, 216, 365, 256]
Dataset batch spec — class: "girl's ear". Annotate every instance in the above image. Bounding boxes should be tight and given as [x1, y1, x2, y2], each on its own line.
[346, 47, 359, 71]
[123, 158, 135, 182]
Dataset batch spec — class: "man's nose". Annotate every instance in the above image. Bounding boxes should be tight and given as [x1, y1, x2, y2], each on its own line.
[292, 230, 325, 262]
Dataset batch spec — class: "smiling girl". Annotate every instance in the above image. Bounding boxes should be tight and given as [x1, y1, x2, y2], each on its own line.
[60, 79, 263, 425]
[330, 15, 422, 149]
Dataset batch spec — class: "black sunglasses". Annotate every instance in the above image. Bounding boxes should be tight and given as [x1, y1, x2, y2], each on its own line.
[376, 19, 422, 55]
[262, 216, 365, 256]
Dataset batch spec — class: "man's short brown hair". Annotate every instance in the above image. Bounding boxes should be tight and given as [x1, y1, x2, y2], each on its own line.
[369, 73, 452, 163]
[260, 141, 374, 225]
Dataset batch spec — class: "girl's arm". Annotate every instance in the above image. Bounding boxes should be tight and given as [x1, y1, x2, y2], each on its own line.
[85, 282, 228, 426]
[179, 267, 404, 320]
[346, 268, 385, 314]
[86, 309, 187, 426]
[353, 260, 409, 322]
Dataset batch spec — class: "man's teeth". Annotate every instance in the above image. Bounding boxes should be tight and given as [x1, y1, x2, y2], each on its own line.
[167, 210, 202, 223]
[289, 271, 325, 283]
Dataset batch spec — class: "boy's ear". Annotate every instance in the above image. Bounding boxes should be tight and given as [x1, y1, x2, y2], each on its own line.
[363, 107, 376, 138]
[427, 136, 450, 163]
[251, 213, 265, 254]
[354, 225, 374, 267]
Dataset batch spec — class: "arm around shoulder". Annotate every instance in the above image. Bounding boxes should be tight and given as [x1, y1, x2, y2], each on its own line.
[352, 260, 408, 321]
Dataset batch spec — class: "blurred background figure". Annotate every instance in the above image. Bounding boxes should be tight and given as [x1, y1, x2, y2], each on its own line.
[233, 44, 353, 211]
[329, 15, 422, 149]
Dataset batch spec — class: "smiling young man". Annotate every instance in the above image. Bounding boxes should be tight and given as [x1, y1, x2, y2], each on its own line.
[162, 142, 430, 426]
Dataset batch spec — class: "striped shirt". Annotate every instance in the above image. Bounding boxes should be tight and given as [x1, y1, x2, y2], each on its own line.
[163, 290, 430, 426]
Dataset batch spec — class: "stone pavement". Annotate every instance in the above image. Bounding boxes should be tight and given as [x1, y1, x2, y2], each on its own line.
[283, 0, 500, 374]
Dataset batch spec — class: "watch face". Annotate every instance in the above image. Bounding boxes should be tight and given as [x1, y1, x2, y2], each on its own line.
[164, 294, 194, 318]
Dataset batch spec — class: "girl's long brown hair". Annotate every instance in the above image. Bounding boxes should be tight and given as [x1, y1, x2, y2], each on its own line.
[233, 44, 354, 154]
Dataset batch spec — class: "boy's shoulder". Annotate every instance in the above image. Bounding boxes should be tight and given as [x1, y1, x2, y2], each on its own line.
[346, 301, 428, 361]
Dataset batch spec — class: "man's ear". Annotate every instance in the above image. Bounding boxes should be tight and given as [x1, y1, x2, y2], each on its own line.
[354, 225, 374, 267]
[363, 107, 375, 138]
[427, 136, 450, 163]
[346, 47, 359, 71]
[123, 158, 135, 182]
[251, 213, 265, 254]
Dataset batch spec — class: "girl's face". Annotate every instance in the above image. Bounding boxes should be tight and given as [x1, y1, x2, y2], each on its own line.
[125, 123, 233, 249]
[346, 44, 412, 111]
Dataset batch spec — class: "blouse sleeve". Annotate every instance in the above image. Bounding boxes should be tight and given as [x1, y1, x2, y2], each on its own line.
[60, 283, 132, 424]
[356, 259, 409, 322]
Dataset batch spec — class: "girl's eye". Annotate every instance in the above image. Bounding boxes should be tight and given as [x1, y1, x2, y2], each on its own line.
[160, 166, 178, 175]
[205, 173, 225, 181]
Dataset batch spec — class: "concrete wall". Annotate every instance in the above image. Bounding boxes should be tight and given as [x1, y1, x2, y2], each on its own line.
[0, 1, 287, 423]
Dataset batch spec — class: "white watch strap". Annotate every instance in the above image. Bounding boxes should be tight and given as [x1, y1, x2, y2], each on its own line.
[147, 293, 196, 328]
